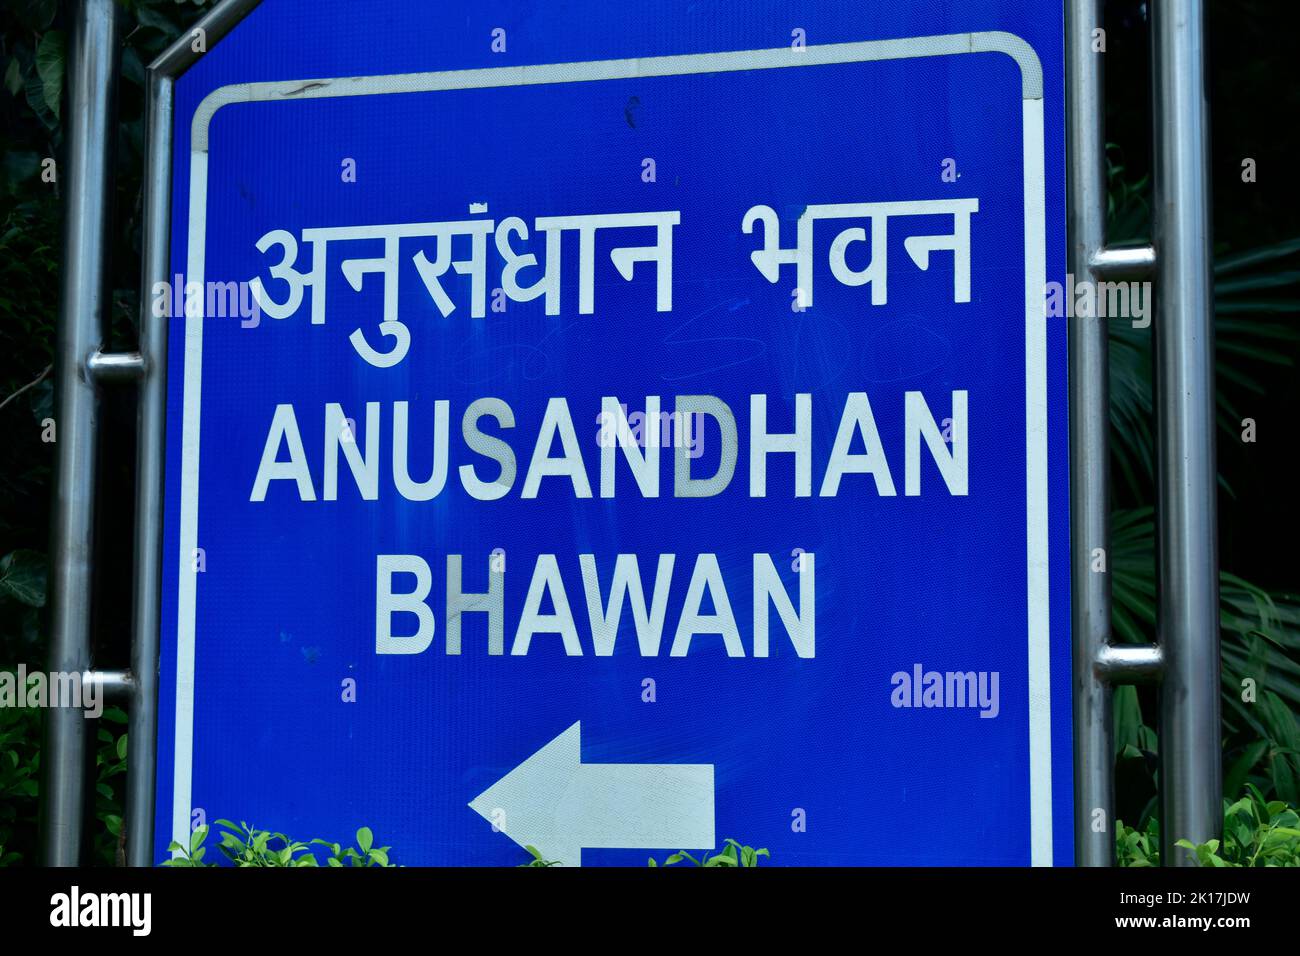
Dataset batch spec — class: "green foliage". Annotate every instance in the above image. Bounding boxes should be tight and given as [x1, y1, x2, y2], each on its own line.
[163, 820, 395, 868]
[0, 206, 59, 662]
[1109, 249, 1300, 499]
[311, 826, 393, 867]
[1104, 147, 1150, 246]
[1104, 157, 1300, 807]
[1116, 816, 1161, 867]
[1105, 152, 1300, 500]
[33, 29, 62, 119]
[0, 550, 47, 862]
[208, 819, 318, 868]
[1112, 508, 1300, 803]
[648, 838, 769, 867]
[517, 845, 562, 867]
[0, 704, 40, 866]
[1118, 787, 1300, 867]
[0, 550, 45, 608]
[94, 708, 129, 865]
[162, 823, 212, 867]
[0, 0, 219, 869]
[0, 694, 128, 867]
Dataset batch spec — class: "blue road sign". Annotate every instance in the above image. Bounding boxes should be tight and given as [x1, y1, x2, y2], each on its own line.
[154, 0, 1071, 865]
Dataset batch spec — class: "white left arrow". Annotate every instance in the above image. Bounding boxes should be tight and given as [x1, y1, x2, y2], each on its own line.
[468, 721, 715, 867]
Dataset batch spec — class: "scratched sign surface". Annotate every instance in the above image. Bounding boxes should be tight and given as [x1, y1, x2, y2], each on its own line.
[154, 0, 1072, 865]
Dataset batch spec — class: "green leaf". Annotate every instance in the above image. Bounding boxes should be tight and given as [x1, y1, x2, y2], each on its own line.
[13, 0, 57, 31]
[1225, 742, 1269, 805]
[1215, 237, 1300, 276]
[1215, 270, 1300, 296]
[0, 550, 47, 606]
[1113, 685, 1152, 757]
[4, 57, 23, 97]
[132, 4, 179, 34]
[356, 826, 373, 854]
[34, 31, 63, 120]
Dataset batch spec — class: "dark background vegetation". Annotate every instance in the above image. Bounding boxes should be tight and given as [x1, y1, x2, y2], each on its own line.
[2, 0, 1299, 865]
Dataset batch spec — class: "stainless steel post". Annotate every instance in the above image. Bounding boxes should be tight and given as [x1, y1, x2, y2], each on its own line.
[1151, 0, 1222, 865]
[124, 73, 174, 868]
[41, 0, 120, 866]
[1067, 0, 1116, 868]
[121, 0, 265, 867]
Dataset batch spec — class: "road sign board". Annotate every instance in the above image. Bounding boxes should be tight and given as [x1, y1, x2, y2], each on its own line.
[153, 0, 1071, 865]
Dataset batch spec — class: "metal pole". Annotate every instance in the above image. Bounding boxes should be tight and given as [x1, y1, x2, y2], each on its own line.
[41, 0, 120, 866]
[118, 0, 265, 867]
[124, 72, 174, 867]
[1066, 0, 1115, 867]
[1151, 0, 1222, 865]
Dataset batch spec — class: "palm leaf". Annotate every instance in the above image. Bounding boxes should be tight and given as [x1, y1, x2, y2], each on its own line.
[1111, 507, 1300, 797]
[1104, 163, 1299, 498]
